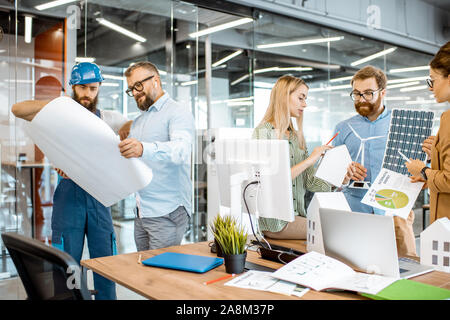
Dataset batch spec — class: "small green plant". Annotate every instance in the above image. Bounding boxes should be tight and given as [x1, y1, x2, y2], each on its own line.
[210, 214, 248, 255]
[209, 214, 233, 236]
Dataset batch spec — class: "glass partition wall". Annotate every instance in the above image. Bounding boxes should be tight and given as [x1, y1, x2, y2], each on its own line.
[1, 0, 440, 298]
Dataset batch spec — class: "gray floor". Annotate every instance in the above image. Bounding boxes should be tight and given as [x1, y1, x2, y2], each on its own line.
[0, 208, 428, 300]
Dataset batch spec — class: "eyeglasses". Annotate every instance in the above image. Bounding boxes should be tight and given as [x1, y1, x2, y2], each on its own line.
[426, 78, 434, 89]
[125, 75, 155, 97]
[350, 88, 382, 101]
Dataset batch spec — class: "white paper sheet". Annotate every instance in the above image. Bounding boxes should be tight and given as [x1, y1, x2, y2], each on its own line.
[23, 96, 153, 207]
[315, 145, 352, 187]
[271, 251, 397, 295]
[224, 270, 309, 297]
[361, 168, 424, 219]
[331, 272, 398, 295]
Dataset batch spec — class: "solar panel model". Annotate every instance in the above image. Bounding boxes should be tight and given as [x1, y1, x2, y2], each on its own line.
[382, 109, 434, 176]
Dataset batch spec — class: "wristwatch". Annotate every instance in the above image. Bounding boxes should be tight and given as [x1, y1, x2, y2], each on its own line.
[420, 166, 430, 180]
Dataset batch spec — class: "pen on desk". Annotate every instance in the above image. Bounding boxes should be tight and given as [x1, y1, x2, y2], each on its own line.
[325, 131, 340, 146]
[203, 274, 235, 285]
[398, 150, 411, 163]
[138, 254, 142, 265]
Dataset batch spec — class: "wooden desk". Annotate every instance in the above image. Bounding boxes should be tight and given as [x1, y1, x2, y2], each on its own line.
[81, 241, 450, 300]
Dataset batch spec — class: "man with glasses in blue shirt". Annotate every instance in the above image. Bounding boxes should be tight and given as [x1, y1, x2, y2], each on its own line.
[332, 65, 417, 257]
[119, 61, 195, 251]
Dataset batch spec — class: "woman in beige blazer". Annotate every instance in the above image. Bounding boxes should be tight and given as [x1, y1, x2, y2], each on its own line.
[406, 41, 450, 223]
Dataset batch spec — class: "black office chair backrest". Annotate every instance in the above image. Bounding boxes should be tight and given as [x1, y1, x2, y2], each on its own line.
[1, 232, 91, 300]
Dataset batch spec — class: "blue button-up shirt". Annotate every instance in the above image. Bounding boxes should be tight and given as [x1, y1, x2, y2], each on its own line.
[333, 107, 391, 215]
[130, 92, 195, 218]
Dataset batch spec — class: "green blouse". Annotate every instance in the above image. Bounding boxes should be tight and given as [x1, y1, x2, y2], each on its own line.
[252, 122, 331, 232]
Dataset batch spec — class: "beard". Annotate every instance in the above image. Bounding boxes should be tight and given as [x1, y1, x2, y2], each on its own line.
[72, 91, 98, 112]
[355, 94, 382, 117]
[135, 91, 154, 111]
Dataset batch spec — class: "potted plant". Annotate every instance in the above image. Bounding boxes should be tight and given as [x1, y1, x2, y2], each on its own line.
[210, 215, 248, 274]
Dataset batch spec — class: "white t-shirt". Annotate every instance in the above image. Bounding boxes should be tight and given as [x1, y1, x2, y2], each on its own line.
[100, 109, 129, 134]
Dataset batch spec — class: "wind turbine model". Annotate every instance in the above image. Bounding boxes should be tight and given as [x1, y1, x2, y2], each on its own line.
[347, 124, 385, 189]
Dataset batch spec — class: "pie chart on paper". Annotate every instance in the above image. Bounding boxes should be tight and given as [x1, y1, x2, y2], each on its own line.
[375, 189, 409, 209]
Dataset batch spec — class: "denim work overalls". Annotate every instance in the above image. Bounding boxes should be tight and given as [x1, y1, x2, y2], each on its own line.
[51, 109, 117, 300]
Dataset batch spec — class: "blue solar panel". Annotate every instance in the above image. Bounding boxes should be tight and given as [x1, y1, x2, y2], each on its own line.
[382, 109, 434, 175]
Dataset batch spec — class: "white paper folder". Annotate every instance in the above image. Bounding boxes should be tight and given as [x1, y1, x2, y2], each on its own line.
[314, 145, 352, 187]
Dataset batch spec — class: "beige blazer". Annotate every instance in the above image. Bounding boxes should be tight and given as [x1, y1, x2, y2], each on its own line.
[427, 109, 450, 223]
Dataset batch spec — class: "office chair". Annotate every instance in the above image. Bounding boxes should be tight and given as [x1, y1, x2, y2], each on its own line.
[1, 232, 92, 300]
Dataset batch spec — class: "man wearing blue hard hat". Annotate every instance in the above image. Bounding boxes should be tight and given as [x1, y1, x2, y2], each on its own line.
[53, 62, 132, 300]
[12, 62, 131, 300]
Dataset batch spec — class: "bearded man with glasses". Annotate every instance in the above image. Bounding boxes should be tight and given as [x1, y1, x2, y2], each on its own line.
[331, 65, 417, 258]
[119, 61, 195, 251]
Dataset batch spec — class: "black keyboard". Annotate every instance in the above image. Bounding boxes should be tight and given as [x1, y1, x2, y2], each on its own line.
[244, 261, 276, 272]
[251, 240, 305, 264]
[251, 240, 305, 255]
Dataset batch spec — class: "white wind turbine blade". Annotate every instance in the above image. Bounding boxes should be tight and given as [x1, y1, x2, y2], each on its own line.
[365, 135, 385, 141]
[361, 141, 366, 167]
[349, 123, 363, 164]
[355, 141, 363, 164]
[347, 124, 361, 140]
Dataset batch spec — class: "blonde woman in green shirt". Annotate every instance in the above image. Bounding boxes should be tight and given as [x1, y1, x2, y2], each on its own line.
[253, 75, 350, 239]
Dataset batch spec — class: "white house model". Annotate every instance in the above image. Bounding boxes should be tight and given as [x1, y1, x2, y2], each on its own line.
[420, 217, 450, 273]
[306, 192, 351, 254]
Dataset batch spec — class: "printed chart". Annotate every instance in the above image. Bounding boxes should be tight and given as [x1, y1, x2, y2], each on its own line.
[362, 168, 424, 219]
[374, 189, 409, 210]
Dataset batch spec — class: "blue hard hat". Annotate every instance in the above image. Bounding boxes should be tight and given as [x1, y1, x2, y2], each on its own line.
[69, 62, 104, 85]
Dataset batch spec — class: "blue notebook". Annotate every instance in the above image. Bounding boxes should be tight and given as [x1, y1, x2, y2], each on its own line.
[142, 252, 224, 273]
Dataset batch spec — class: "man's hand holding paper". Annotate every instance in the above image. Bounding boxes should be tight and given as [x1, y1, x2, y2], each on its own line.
[119, 138, 144, 158]
[346, 161, 368, 182]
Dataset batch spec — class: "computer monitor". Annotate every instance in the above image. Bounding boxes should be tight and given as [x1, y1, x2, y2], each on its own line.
[214, 139, 294, 234]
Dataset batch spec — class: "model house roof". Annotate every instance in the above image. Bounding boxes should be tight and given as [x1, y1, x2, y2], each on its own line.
[421, 217, 450, 237]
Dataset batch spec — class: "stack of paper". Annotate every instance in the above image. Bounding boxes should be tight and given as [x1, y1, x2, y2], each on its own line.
[225, 270, 309, 298]
[225, 252, 447, 298]
[270, 251, 398, 295]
